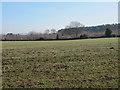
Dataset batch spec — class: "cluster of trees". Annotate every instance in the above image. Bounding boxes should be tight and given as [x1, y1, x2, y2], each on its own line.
[58, 23, 119, 39]
[1, 28, 57, 41]
[2, 32, 57, 41]
[1, 21, 119, 41]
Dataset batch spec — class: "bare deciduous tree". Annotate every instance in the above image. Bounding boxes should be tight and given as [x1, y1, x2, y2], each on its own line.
[44, 29, 50, 34]
[51, 29, 56, 34]
[65, 21, 85, 38]
[28, 31, 37, 35]
[66, 21, 84, 28]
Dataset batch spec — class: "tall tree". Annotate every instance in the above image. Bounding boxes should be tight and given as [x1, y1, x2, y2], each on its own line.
[51, 29, 56, 34]
[65, 21, 84, 28]
[44, 29, 50, 34]
[65, 21, 85, 38]
[56, 34, 59, 40]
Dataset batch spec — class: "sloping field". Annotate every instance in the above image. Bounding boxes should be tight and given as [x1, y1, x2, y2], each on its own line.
[2, 38, 119, 88]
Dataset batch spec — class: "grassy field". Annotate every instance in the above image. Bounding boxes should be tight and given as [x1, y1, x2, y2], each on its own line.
[2, 38, 119, 88]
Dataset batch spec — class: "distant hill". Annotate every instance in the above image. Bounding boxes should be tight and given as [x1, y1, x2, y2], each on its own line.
[84, 24, 118, 33]
[58, 24, 118, 39]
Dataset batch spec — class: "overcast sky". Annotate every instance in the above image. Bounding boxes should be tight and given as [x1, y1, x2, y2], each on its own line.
[2, 2, 118, 34]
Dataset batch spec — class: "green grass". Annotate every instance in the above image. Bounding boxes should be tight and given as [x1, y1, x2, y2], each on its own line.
[2, 38, 119, 88]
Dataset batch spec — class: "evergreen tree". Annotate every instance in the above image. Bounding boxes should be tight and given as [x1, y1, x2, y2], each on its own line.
[56, 34, 59, 40]
[105, 28, 112, 37]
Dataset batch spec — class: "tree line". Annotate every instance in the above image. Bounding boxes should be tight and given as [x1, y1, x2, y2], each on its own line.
[1, 21, 119, 41]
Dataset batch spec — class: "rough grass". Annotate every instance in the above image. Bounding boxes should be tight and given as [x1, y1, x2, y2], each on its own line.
[2, 38, 119, 88]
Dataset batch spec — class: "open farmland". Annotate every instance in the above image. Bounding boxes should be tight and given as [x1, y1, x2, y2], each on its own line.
[2, 38, 119, 88]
